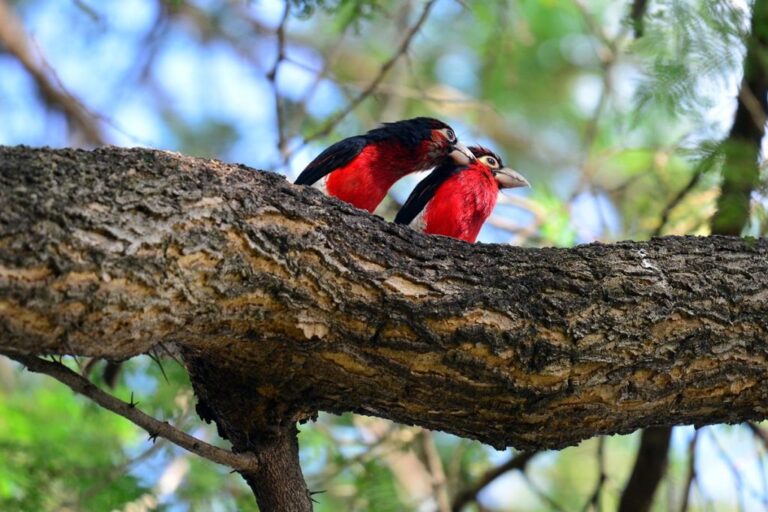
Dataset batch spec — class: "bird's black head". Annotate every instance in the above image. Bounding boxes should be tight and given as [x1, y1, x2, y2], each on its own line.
[366, 117, 450, 145]
[469, 145, 529, 189]
[367, 117, 474, 166]
[469, 146, 504, 169]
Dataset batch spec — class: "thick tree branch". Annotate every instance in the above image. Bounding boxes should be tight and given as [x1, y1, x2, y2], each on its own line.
[4, 352, 258, 471]
[2, 146, 768, 452]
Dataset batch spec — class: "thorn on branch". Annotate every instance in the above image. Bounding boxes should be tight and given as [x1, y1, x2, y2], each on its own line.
[148, 350, 169, 384]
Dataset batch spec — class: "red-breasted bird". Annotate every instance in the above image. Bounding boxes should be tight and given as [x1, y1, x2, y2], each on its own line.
[294, 117, 475, 212]
[394, 146, 529, 243]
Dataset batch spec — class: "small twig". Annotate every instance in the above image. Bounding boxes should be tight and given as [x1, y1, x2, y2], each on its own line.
[652, 169, 704, 236]
[708, 428, 748, 512]
[421, 430, 450, 512]
[570, 0, 616, 54]
[451, 451, 535, 511]
[147, 350, 170, 384]
[522, 471, 568, 512]
[680, 430, 699, 512]
[286, 28, 350, 150]
[72, 437, 167, 506]
[747, 422, 768, 449]
[267, 2, 290, 160]
[582, 436, 606, 512]
[3, 353, 259, 472]
[301, 0, 438, 145]
[566, 4, 616, 225]
[337, 80, 496, 110]
[738, 81, 768, 133]
[71, 0, 101, 23]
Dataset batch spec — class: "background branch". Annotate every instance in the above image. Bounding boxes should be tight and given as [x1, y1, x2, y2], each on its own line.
[617, 427, 673, 512]
[0, 0, 105, 145]
[301, 0, 437, 145]
[451, 451, 535, 511]
[3, 353, 259, 472]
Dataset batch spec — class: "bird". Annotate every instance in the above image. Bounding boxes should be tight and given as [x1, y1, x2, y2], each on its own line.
[394, 146, 529, 243]
[294, 117, 475, 213]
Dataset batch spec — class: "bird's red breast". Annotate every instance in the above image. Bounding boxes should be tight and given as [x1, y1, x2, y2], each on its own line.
[325, 139, 433, 212]
[421, 162, 498, 242]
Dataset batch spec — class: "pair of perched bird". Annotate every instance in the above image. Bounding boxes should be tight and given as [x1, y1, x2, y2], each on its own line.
[294, 117, 529, 243]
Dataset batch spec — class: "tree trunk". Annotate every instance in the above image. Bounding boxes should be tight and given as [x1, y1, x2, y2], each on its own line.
[2, 146, 768, 454]
[711, 0, 768, 235]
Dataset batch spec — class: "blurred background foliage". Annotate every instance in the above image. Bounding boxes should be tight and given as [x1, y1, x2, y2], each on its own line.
[1, 0, 768, 510]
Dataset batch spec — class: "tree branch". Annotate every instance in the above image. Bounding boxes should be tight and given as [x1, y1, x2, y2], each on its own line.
[302, 0, 437, 145]
[680, 431, 699, 512]
[0, 0, 105, 145]
[651, 169, 704, 236]
[3, 352, 258, 472]
[2, 146, 768, 452]
[583, 437, 606, 512]
[618, 426, 672, 512]
[451, 451, 535, 511]
[630, 0, 648, 38]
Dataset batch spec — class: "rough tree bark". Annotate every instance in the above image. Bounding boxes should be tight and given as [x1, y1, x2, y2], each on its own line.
[2, 146, 768, 504]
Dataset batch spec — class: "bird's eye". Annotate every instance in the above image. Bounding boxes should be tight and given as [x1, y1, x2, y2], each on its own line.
[481, 156, 499, 168]
[445, 129, 456, 142]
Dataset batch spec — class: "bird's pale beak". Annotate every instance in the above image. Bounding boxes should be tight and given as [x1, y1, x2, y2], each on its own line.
[494, 167, 530, 189]
[448, 142, 476, 165]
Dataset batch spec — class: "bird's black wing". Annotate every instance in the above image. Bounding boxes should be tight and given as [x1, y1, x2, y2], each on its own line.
[294, 136, 368, 185]
[394, 163, 460, 225]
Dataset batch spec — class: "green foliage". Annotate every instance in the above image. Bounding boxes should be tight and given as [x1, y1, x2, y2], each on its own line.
[0, 364, 149, 511]
[631, 0, 747, 120]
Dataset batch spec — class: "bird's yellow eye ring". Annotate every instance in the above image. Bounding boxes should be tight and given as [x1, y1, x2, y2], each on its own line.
[480, 155, 499, 169]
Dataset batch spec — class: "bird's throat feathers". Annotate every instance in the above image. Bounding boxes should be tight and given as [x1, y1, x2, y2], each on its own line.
[423, 165, 498, 242]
